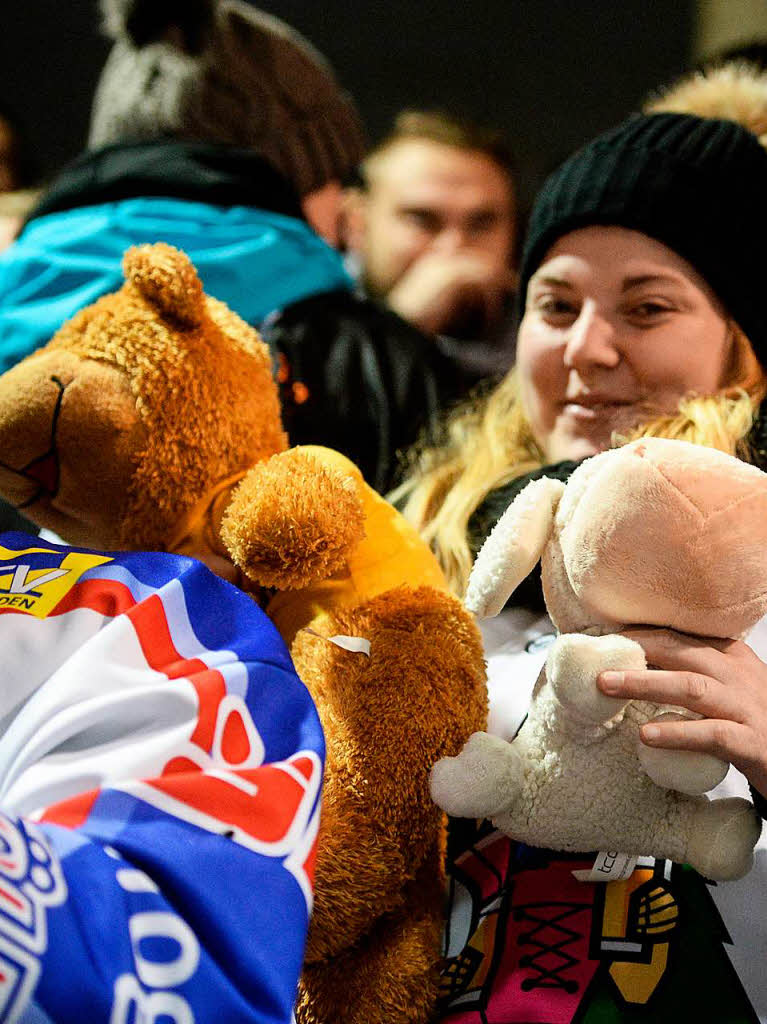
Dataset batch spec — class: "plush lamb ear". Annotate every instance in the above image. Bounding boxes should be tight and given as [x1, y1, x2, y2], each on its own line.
[464, 476, 566, 618]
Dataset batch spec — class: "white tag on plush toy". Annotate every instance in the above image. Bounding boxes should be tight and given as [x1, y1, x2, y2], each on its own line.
[572, 851, 638, 883]
[328, 634, 371, 655]
[302, 628, 371, 656]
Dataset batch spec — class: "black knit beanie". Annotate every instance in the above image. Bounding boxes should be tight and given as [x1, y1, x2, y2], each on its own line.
[519, 112, 767, 365]
[89, 0, 366, 197]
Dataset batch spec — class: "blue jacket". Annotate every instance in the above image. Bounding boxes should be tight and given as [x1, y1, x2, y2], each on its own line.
[0, 141, 351, 373]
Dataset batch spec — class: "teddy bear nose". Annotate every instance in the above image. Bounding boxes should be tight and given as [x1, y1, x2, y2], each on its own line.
[13, 374, 66, 502]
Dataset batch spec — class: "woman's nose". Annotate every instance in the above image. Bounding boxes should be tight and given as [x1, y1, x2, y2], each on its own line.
[563, 300, 620, 369]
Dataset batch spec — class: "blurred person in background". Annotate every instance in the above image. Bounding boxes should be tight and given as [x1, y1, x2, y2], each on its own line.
[343, 110, 519, 381]
[263, 111, 520, 493]
[0, 0, 366, 535]
[0, 102, 42, 531]
[0, 189, 40, 252]
[263, 109, 522, 493]
[0, 101, 40, 195]
[0, 1, 488, 496]
[0, 0, 366, 375]
[0, 108, 21, 194]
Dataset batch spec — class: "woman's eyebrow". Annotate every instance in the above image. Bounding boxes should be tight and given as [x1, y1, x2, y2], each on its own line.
[621, 272, 685, 291]
[530, 273, 574, 288]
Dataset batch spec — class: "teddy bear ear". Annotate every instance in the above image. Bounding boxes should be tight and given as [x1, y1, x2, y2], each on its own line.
[465, 476, 565, 619]
[122, 243, 205, 328]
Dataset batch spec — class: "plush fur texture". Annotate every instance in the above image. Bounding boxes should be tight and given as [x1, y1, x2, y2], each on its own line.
[22, 244, 288, 550]
[292, 587, 486, 1023]
[646, 63, 767, 146]
[0, 243, 487, 1024]
[433, 439, 766, 881]
[221, 448, 366, 590]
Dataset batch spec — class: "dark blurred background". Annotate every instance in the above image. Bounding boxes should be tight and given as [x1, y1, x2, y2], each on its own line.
[2, 0, 766, 210]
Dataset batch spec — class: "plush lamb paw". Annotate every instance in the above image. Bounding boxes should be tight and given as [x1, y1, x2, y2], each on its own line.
[684, 797, 762, 881]
[430, 731, 522, 820]
[547, 633, 646, 725]
[637, 711, 729, 795]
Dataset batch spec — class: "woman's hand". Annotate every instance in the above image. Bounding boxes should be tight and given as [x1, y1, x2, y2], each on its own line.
[597, 628, 767, 801]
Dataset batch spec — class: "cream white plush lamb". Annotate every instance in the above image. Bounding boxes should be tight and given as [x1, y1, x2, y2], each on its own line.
[431, 438, 766, 881]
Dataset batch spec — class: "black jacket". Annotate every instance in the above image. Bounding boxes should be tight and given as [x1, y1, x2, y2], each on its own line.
[264, 289, 479, 493]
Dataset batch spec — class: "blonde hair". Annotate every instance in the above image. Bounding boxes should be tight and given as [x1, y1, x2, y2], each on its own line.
[395, 325, 767, 596]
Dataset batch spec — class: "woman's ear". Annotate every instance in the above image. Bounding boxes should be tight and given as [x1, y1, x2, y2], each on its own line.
[302, 181, 344, 248]
[464, 476, 565, 618]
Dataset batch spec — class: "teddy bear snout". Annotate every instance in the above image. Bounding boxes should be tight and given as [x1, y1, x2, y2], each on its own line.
[0, 371, 70, 507]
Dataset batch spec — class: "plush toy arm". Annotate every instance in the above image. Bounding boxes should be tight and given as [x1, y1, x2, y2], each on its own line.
[683, 796, 760, 881]
[637, 711, 729, 794]
[290, 586, 487, 963]
[220, 449, 365, 590]
[547, 633, 646, 727]
[430, 731, 523, 819]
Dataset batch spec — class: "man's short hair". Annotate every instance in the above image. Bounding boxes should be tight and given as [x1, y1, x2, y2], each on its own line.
[359, 110, 517, 190]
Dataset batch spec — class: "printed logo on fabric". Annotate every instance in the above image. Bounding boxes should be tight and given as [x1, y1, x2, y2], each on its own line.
[118, 685, 322, 908]
[103, 848, 201, 1024]
[0, 813, 67, 1023]
[0, 544, 112, 618]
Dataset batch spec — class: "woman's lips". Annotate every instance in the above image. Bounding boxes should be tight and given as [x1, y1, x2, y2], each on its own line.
[562, 399, 633, 419]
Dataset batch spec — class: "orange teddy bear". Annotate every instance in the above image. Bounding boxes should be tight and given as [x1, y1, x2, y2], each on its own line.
[0, 243, 487, 1024]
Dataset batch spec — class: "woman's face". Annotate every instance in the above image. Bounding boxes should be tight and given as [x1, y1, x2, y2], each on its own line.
[517, 226, 734, 462]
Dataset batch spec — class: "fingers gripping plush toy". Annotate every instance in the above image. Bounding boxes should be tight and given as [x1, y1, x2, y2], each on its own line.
[431, 438, 765, 882]
[0, 243, 487, 1024]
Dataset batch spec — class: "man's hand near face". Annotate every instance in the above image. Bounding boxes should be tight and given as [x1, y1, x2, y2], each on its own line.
[385, 247, 517, 337]
[343, 127, 518, 343]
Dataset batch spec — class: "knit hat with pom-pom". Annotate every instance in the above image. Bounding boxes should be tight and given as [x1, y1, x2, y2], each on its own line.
[88, 0, 366, 196]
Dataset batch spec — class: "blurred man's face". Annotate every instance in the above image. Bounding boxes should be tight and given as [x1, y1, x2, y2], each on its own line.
[346, 138, 516, 297]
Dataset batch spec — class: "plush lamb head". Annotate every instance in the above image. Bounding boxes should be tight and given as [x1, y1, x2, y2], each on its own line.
[432, 438, 767, 881]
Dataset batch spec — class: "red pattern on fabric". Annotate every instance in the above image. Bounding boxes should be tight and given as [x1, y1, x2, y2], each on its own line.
[40, 789, 100, 830]
[49, 579, 136, 618]
[125, 594, 225, 751]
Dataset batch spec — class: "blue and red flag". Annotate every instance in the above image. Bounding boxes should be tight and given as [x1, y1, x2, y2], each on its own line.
[0, 532, 324, 1023]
